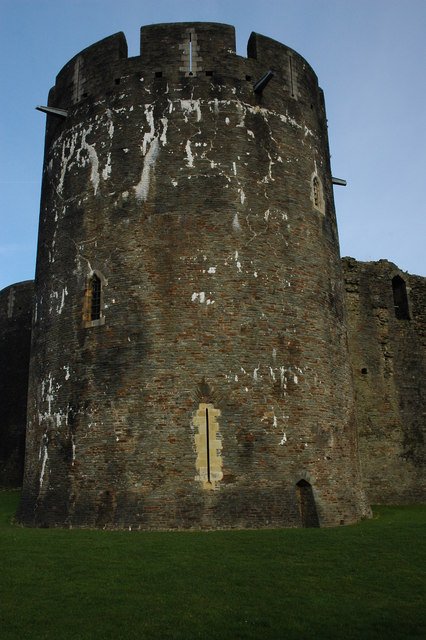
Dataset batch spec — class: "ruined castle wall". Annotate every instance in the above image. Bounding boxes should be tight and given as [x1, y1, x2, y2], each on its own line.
[18, 24, 370, 529]
[0, 281, 33, 487]
[343, 258, 425, 504]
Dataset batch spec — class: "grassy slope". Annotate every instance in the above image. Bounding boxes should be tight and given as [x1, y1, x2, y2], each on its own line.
[0, 492, 425, 640]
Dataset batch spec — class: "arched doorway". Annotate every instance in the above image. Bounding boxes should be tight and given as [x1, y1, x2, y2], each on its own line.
[296, 479, 320, 527]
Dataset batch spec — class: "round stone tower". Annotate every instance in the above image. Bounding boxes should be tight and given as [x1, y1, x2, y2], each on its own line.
[0, 281, 33, 487]
[18, 23, 370, 528]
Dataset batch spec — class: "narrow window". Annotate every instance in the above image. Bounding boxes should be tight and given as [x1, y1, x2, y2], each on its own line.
[313, 176, 320, 207]
[90, 274, 101, 321]
[311, 174, 325, 213]
[296, 479, 320, 527]
[205, 408, 211, 484]
[392, 275, 410, 320]
[193, 403, 223, 489]
[83, 272, 105, 328]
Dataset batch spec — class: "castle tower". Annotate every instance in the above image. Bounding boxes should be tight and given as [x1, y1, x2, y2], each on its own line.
[0, 281, 33, 487]
[343, 258, 426, 504]
[18, 23, 370, 528]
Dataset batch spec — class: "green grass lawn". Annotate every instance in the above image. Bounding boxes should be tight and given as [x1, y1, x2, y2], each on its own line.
[0, 492, 425, 639]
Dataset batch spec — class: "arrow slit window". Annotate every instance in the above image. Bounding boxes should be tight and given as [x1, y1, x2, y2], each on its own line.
[311, 174, 325, 213]
[193, 403, 223, 489]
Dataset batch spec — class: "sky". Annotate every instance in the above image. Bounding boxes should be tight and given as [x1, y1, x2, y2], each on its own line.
[0, 0, 425, 291]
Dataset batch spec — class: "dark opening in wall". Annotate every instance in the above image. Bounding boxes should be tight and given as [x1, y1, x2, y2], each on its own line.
[313, 176, 320, 207]
[296, 479, 320, 527]
[205, 70, 213, 76]
[392, 275, 410, 320]
[155, 71, 162, 78]
[90, 274, 101, 321]
[115, 78, 121, 85]
[361, 367, 368, 375]
[246, 75, 252, 81]
[83, 272, 105, 328]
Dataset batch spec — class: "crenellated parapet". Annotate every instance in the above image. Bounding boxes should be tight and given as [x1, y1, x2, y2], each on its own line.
[50, 32, 128, 108]
[40, 22, 331, 231]
[48, 23, 323, 115]
[139, 23, 237, 76]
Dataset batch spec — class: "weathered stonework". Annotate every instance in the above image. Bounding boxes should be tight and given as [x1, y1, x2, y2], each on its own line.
[193, 403, 223, 490]
[15, 23, 374, 528]
[343, 258, 425, 504]
[0, 281, 33, 487]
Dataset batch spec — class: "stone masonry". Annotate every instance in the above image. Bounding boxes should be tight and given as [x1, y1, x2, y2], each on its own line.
[1, 23, 422, 528]
[14, 23, 371, 529]
[0, 281, 33, 487]
[343, 258, 425, 504]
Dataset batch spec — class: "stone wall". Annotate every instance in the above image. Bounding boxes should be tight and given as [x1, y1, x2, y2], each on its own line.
[343, 258, 425, 504]
[6, 24, 425, 524]
[17, 23, 370, 529]
[0, 281, 33, 487]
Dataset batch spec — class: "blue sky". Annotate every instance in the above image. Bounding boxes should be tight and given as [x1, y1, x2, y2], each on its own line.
[1, 0, 425, 290]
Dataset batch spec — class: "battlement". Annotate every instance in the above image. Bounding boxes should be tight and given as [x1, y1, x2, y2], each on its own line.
[0, 280, 33, 323]
[49, 23, 321, 110]
[140, 22, 236, 71]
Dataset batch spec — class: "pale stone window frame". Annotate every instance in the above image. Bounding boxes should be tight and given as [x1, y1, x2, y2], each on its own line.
[311, 172, 325, 214]
[82, 270, 106, 328]
[192, 402, 223, 490]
